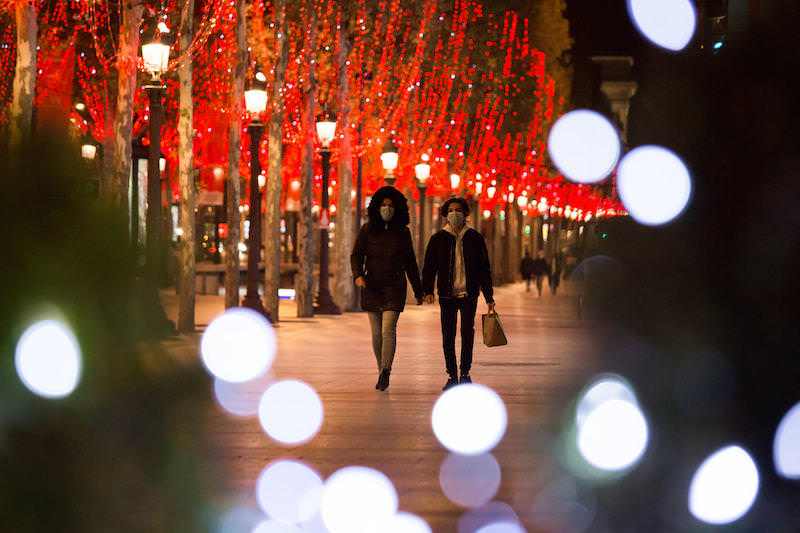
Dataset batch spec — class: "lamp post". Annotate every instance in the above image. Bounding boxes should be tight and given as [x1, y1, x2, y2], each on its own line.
[241, 76, 269, 318]
[313, 111, 341, 315]
[381, 138, 399, 186]
[414, 154, 430, 263]
[141, 34, 175, 334]
[450, 173, 461, 195]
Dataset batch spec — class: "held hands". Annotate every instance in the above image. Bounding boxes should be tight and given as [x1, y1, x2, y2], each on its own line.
[354, 276, 366, 288]
[424, 294, 435, 304]
[488, 302, 496, 313]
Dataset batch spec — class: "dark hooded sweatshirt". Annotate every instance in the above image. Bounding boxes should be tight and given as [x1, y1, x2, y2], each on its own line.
[350, 186, 423, 312]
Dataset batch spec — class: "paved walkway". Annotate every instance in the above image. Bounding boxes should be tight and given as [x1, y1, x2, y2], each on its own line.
[161, 281, 600, 532]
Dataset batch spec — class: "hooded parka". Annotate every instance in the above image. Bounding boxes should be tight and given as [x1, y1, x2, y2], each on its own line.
[350, 186, 423, 312]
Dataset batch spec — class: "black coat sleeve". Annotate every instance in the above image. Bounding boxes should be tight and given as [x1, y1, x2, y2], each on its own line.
[350, 225, 368, 280]
[402, 228, 423, 298]
[477, 234, 494, 303]
[421, 234, 437, 295]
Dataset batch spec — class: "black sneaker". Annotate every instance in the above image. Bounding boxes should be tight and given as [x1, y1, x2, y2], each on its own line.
[460, 374, 472, 384]
[443, 377, 459, 391]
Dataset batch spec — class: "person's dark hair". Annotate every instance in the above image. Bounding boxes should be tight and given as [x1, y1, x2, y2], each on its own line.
[366, 186, 410, 227]
[440, 197, 470, 218]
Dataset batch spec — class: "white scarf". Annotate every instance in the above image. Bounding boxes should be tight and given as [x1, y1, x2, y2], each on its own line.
[444, 222, 469, 296]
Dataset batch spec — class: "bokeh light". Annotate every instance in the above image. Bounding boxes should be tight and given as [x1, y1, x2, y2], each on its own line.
[531, 476, 595, 533]
[15, 319, 82, 399]
[200, 307, 277, 383]
[774, 401, 800, 478]
[689, 445, 759, 525]
[213, 371, 276, 418]
[458, 502, 520, 533]
[627, 0, 696, 51]
[216, 506, 265, 533]
[386, 511, 432, 533]
[251, 520, 304, 533]
[256, 460, 323, 524]
[320, 466, 398, 533]
[547, 110, 620, 184]
[575, 375, 638, 428]
[616, 145, 692, 226]
[475, 523, 526, 533]
[439, 453, 501, 508]
[577, 399, 649, 471]
[258, 380, 323, 446]
[432, 384, 507, 455]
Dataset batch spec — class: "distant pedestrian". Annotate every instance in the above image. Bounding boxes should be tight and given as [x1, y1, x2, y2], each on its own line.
[531, 250, 550, 297]
[549, 252, 563, 295]
[351, 186, 423, 391]
[422, 197, 495, 391]
[520, 249, 535, 292]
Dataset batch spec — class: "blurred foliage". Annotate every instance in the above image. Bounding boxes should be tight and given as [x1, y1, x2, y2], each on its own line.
[0, 137, 215, 532]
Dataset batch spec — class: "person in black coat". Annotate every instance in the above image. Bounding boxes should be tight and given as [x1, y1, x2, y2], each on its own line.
[351, 186, 423, 391]
[530, 249, 550, 297]
[520, 249, 535, 292]
[422, 197, 495, 390]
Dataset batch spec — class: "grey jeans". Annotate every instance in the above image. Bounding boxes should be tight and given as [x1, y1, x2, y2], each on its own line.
[367, 310, 400, 371]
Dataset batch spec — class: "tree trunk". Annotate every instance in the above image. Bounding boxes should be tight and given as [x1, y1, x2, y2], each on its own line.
[296, 6, 317, 318]
[9, 1, 37, 153]
[332, 29, 356, 312]
[492, 205, 504, 285]
[264, 0, 289, 322]
[112, 2, 144, 209]
[224, 0, 247, 309]
[177, 0, 196, 332]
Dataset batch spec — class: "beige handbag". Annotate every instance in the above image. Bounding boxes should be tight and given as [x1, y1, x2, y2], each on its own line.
[482, 311, 508, 347]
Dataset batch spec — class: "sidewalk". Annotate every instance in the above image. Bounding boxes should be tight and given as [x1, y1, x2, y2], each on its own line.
[160, 281, 599, 532]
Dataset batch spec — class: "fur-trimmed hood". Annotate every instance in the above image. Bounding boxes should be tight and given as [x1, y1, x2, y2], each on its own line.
[366, 186, 411, 227]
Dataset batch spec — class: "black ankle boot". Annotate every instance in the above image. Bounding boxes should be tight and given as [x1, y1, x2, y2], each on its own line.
[443, 376, 459, 391]
[378, 370, 390, 391]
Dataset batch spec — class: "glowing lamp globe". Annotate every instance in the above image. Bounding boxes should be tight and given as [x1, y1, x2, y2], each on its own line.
[141, 41, 170, 76]
[487, 186, 496, 199]
[245, 88, 268, 115]
[415, 163, 431, 185]
[381, 139, 399, 171]
[316, 120, 336, 148]
[450, 174, 461, 190]
[81, 143, 97, 160]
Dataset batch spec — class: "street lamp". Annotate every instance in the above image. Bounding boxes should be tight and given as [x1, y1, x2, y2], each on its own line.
[241, 75, 269, 318]
[140, 31, 175, 334]
[415, 153, 430, 262]
[81, 142, 97, 160]
[313, 110, 341, 315]
[450, 173, 461, 193]
[381, 138, 399, 186]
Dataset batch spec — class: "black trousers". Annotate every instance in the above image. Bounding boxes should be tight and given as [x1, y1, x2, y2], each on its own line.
[440, 296, 478, 378]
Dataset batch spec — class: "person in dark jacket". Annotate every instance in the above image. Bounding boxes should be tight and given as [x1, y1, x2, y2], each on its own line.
[549, 252, 563, 295]
[520, 249, 535, 292]
[422, 197, 495, 390]
[531, 249, 550, 297]
[351, 186, 423, 391]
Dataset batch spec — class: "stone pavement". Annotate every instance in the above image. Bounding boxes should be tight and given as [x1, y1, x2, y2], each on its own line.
[160, 280, 600, 532]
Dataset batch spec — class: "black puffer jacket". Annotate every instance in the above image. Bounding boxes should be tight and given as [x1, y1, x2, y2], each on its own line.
[350, 186, 423, 312]
[422, 226, 494, 303]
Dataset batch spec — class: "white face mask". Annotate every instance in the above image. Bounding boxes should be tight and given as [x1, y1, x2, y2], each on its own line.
[447, 211, 465, 228]
[380, 206, 395, 222]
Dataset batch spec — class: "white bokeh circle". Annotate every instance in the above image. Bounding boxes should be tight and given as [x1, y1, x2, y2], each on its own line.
[616, 145, 692, 226]
[200, 307, 277, 383]
[577, 399, 649, 471]
[258, 379, 323, 445]
[251, 520, 304, 533]
[576, 375, 638, 428]
[256, 460, 323, 524]
[213, 371, 276, 418]
[548, 110, 620, 184]
[15, 319, 82, 399]
[689, 445, 760, 525]
[320, 466, 398, 533]
[386, 511, 432, 533]
[439, 453, 501, 508]
[627, 0, 697, 52]
[431, 383, 507, 456]
[774, 401, 800, 479]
